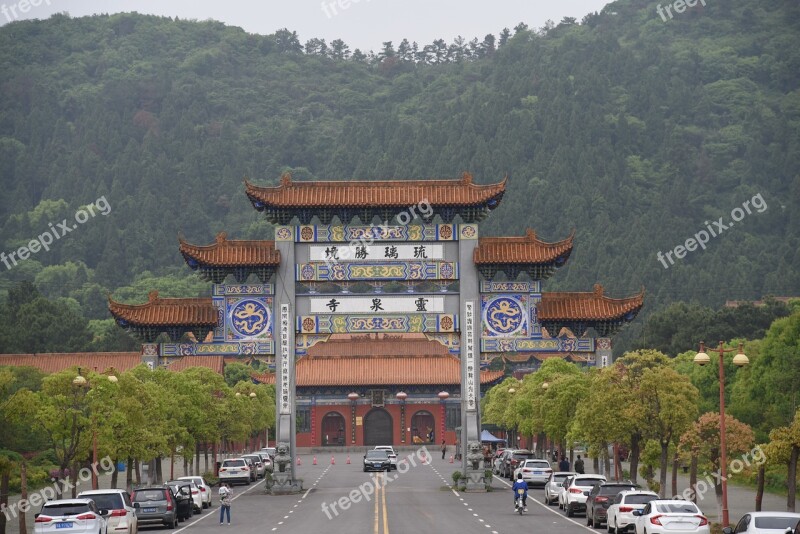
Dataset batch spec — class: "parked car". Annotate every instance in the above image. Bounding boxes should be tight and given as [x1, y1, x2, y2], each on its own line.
[586, 482, 640, 528]
[242, 456, 259, 482]
[513, 459, 552, 487]
[492, 449, 506, 475]
[130, 486, 179, 529]
[632, 500, 709, 534]
[503, 449, 535, 478]
[560, 474, 607, 517]
[34, 498, 108, 534]
[218, 458, 251, 485]
[606, 490, 658, 533]
[78, 489, 138, 534]
[544, 471, 575, 505]
[557, 475, 575, 509]
[373, 446, 398, 470]
[260, 447, 276, 459]
[167, 480, 202, 514]
[163, 481, 194, 521]
[256, 452, 273, 473]
[242, 454, 266, 478]
[177, 476, 212, 509]
[363, 449, 391, 472]
[722, 511, 800, 533]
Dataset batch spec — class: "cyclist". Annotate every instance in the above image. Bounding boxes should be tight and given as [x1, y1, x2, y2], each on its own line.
[512, 473, 528, 511]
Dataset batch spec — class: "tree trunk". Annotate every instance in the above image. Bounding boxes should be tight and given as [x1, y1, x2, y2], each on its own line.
[183, 455, 188, 479]
[69, 463, 79, 498]
[110, 458, 119, 489]
[755, 464, 765, 512]
[195, 443, 201, 476]
[788, 445, 798, 512]
[0, 470, 8, 534]
[126, 458, 133, 493]
[690, 455, 698, 504]
[671, 449, 679, 498]
[18, 460, 27, 534]
[593, 456, 599, 473]
[134, 459, 141, 486]
[204, 445, 209, 473]
[658, 441, 669, 498]
[629, 434, 641, 484]
[155, 457, 163, 485]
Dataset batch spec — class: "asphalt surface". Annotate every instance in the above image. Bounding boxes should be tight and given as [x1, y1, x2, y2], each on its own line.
[171, 453, 600, 534]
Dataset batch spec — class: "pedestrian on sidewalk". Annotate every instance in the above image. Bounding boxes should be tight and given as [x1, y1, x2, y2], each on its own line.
[559, 456, 570, 472]
[219, 483, 232, 525]
[441, 440, 447, 459]
[574, 455, 585, 474]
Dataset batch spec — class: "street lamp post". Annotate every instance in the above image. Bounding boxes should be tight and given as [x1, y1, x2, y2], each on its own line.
[73, 369, 118, 490]
[694, 340, 749, 528]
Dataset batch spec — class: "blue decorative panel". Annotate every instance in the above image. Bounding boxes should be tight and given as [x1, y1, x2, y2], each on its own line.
[295, 224, 456, 242]
[481, 337, 595, 353]
[480, 281, 541, 293]
[295, 261, 458, 281]
[227, 297, 272, 340]
[297, 314, 458, 334]
[481, 294, 529, 337]
[212, 284, 275, 296]
[161, 341, 275, 356]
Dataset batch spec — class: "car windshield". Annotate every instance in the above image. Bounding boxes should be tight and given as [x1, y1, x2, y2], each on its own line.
[525, 461, 550, 468]
[553, 474, 570, 482]
[512, 453, 534, 460]
[625, 494, 658, 504]
[575, 478, 605, 486]
[754, 516, 800, 529]
[366, 451, 388, 459]
[223, 459, 245, 467]
[132, 490, 166, 502]
[42, 503, 91, 516]
[655, 503, 700, 514]
[600, 485, 636, 494]
[82, 494, 123, 509]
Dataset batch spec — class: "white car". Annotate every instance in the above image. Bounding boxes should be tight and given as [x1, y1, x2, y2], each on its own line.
[560, 474, 606, 517]
[177, 476, 212, 508]
[513, 459, 552, 487]
[256, 452, 273, 473]
[35, 498, 108, 534]
[373, 446, 398, 470]
[633, 500, 709, 534]
[78, 489, 138, 534]
[723, 511, 800, 533]
[544, 471, 575, 505]
[218, 457, 251, 485]
[492, 450, 507, 474]
[168, 479, 203, 513]
[606, 490, 658, 533]
[242, 454, 266, 478]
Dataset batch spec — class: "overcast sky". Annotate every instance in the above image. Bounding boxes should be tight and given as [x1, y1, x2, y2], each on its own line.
[1, 0, 612, 51]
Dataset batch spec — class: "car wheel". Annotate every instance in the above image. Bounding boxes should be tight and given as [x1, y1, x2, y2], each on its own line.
[607, 521, 616, 534]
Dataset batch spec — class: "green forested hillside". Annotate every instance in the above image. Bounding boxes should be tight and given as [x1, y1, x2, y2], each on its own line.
[1, 0, 799, 352]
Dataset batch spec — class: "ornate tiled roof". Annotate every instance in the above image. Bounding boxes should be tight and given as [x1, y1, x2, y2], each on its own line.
[108, 291, 217, 326]
[253, 353, 504, 387]
[245, 173, 506, 209]
[473, 229, 574, 265]
[0, 352, 143, 374]
[538, 284, 644, 320]
[179, 232, 280, 267]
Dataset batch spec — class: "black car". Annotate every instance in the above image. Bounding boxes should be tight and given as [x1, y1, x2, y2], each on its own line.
[131, 486, 180, 529]
[503, 449, 535, 478]
[586, 482, 638, 528]
[363, 450, 391, 472]
[164, 481, 194, 521]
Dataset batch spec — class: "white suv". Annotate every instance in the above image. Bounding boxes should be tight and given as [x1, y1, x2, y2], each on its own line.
[35, 498, 107, 534]
[218, 458, 251, 485]
[177, 476, 212, 508]
[607, 490, 658, 534]
[78, 489, 138, 534]
[373, 446, 398, 470]
[560, 474, 606, 517]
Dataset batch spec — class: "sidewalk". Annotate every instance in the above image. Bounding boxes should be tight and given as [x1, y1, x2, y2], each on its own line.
[583, 460, 788, 525]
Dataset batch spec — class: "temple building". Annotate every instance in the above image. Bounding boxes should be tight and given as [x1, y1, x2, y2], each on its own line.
[108, 173, 644, 449]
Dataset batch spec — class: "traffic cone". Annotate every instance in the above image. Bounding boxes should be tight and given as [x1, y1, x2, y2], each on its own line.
[313, 456, 317, 465]
[296, 456, 302, 465]
[346, 455, 351, 464]
[331, 455, 335, 465]
[449, 455, 454, 463]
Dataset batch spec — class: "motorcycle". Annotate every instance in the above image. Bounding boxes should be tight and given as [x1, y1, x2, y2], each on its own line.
[515, 488, 526, 515]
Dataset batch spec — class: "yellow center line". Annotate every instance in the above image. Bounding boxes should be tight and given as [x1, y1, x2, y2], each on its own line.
[381, 471, 389, 534]
[373, 472, 380, 534]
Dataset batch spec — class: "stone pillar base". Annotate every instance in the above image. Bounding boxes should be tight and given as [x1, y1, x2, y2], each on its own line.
[464, 467, 488, 492]
[267, 472, 303, 495]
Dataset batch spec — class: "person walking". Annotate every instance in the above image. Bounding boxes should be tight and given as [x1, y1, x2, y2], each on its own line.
[559, 456, 570, 472]
[574, 455, 585, 474]
[441, 440, 447, 460]
[218, 483, 232, 525]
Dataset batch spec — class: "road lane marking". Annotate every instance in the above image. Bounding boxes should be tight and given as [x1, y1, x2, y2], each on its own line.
[381, 471, 389, 534]
[173, 480, 262, 533]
